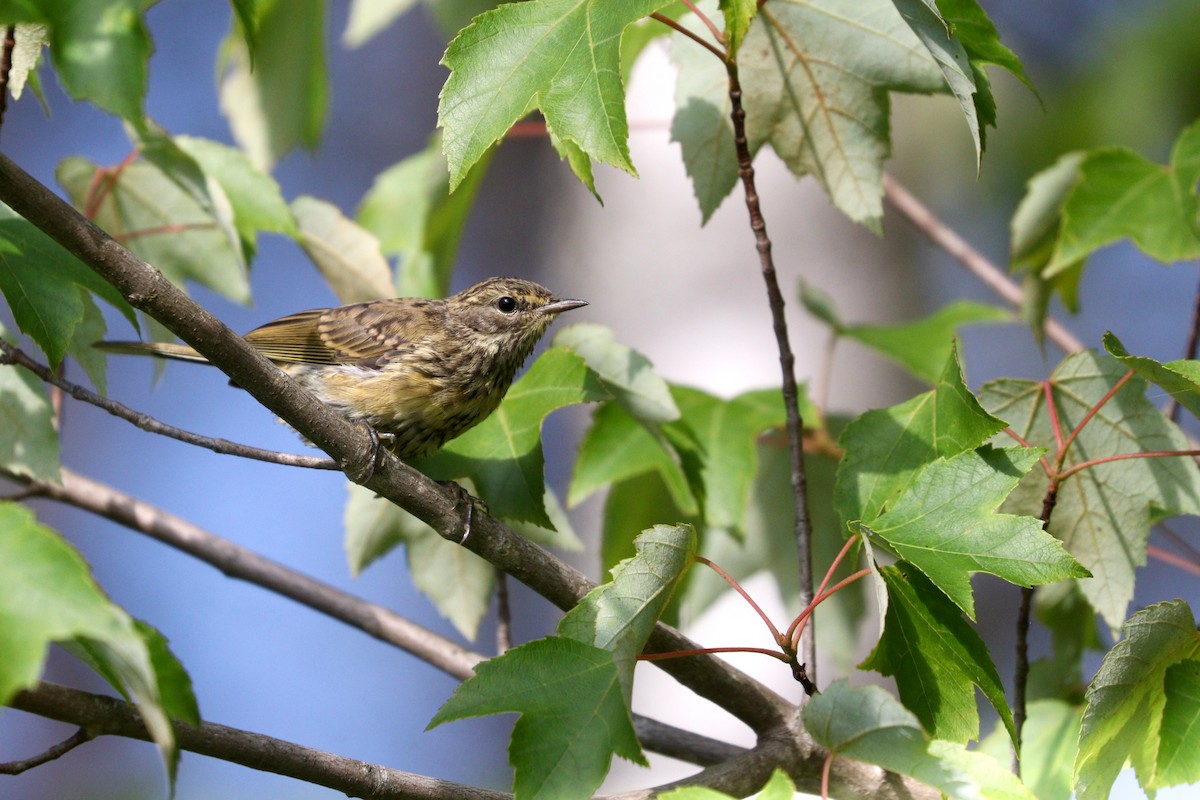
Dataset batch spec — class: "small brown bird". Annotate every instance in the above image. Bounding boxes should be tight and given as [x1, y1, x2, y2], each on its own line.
[99, 277, 587, 458]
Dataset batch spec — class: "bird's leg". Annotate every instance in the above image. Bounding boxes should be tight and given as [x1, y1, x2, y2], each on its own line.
[439, 481, 488, 544]
[351, 425, 395, 484]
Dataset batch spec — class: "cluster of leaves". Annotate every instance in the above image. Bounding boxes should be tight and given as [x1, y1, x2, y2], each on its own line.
[3, 1, 1200, 799]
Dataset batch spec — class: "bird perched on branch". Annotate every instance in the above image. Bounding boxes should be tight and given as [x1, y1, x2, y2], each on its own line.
[99, 277, 587, 458]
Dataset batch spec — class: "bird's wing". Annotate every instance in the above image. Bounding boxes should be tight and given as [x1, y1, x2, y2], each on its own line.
[245, 301, 428, 367]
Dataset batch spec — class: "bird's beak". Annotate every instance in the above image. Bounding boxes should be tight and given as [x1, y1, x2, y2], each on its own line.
[539, 298, 588, 315]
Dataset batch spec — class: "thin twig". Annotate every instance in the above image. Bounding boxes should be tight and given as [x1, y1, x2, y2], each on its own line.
[12, 682, 508, 800]
[696, 555, 785, 645]
[10, 465, 733, 767]
[1060, 370, 1134, 457]
[0, 339, 339, 470]
[650, 12, 725, 61]
[0, 26, 14, 141]
[1166, 270, 1200, 422]
[0, 727, 93, 775]
[1058, 449, 1200, 481]
[882, 174, 1086, 355]
[1148, 544, 1200, 577]
[726, 59, 817, 684]
[678, 0, 725, 45]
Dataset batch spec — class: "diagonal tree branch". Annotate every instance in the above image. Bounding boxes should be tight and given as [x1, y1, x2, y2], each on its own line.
[882, 173, 1085, 354]
[0, 151, 794, 735]
[11, 682, 509, 800]
[8, 465, 740, 768]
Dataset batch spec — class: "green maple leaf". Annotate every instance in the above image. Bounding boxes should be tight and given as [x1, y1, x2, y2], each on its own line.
[1103, 331, 1200, 420]
[57, 156, 251, 304]
[1048, 120, 1200, 272]
[431, 525, 693, 799]
[861, 565, 1014, 744]
[834, 342, 1008, 528]
[0, 502, 196, 787]
[802, 680, 975, 798]
[430, 637, 642, 800]
[1075, 601, 1200, 800]
[981, 351, 1200, 632]
[438, 0, 674, 192]
[417, 347, 609, 527]
[737, 0, 947, 229]
[854, 446, 1087, 618]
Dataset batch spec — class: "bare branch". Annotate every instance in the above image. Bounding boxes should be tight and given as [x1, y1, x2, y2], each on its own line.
[11, 682, 508, 800]
[726, 60, 817, 684]
[10, 465, 741, 767]
[0, 727, 93, 775]
[0, 340, 339, 470]
[882, 173, 1086, 354]
[0, 151, 792, 735]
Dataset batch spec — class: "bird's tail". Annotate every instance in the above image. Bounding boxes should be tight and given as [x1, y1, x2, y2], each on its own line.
[95, 340, 210, 364]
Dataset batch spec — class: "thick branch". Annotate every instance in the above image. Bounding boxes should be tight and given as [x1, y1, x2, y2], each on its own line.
[0, 152, 793, 734]
[11, 682, 507, 800]
[726, 62, 816, 682]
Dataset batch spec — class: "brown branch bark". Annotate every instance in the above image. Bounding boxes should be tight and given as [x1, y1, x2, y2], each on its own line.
[0, 151, 793, 736]
[11, 682, 508, 800]
[726, 61, 817, 684]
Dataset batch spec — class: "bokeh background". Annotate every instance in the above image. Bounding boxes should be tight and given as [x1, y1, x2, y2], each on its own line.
[3, 1, 1200, 797]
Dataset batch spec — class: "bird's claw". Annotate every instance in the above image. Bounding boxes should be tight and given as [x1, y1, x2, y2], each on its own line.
[440, 481, 488, 544]
[353, 426, 395, 484]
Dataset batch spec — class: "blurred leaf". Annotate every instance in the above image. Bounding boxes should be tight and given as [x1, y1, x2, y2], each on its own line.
[1048, 120, 1200, 273]
[1018, 699, 1083, 800]
[356, 134, 492, 299]
[927, 739, 1037, 800]
[8, 23, 48, 101]
[719, 0, 756, 55]
[0, 503, 178, 782]
[438, 0, 674, 191]
[1104, 330, 1200, 420]
[0, 211, 136, 367]
[555, 323, 679, 424]
[0, 346, 61, 484]
[343, 0, 420, 47]
[344, 482, 494, 639]
[1010, 151, 1086, 340]
[736, 0, 945, 230]
[599, 472, 694, 588]
[56, 156, 251, 304]
[843, 301, 1010, 384]
[65, 294, 109, 394]
[291, 196, 393, 304]
[834, 343, 1007, 527]
[894, 0, 1033, 161]
[176, 135, 298, 261]
[570, 401, 697, 513]
[670, 22, 735, 224]
[219, 0, 329, 170]
[1075, 600, 1200, 800]
[861, 565, 1013, 744]
[666, 386, 789, 539]
[856, 446, 1087, 618]
[0, 0, 152, 120]
[982, 351, 1200, 632]
[798, 279, 843, 331]
[417, 347, 609, 527]
[1029, 580, 1102, 703]
[802, 680, 974, 798]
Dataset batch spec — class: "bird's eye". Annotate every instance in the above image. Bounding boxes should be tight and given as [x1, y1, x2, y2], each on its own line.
[497, 296, 518, 313]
